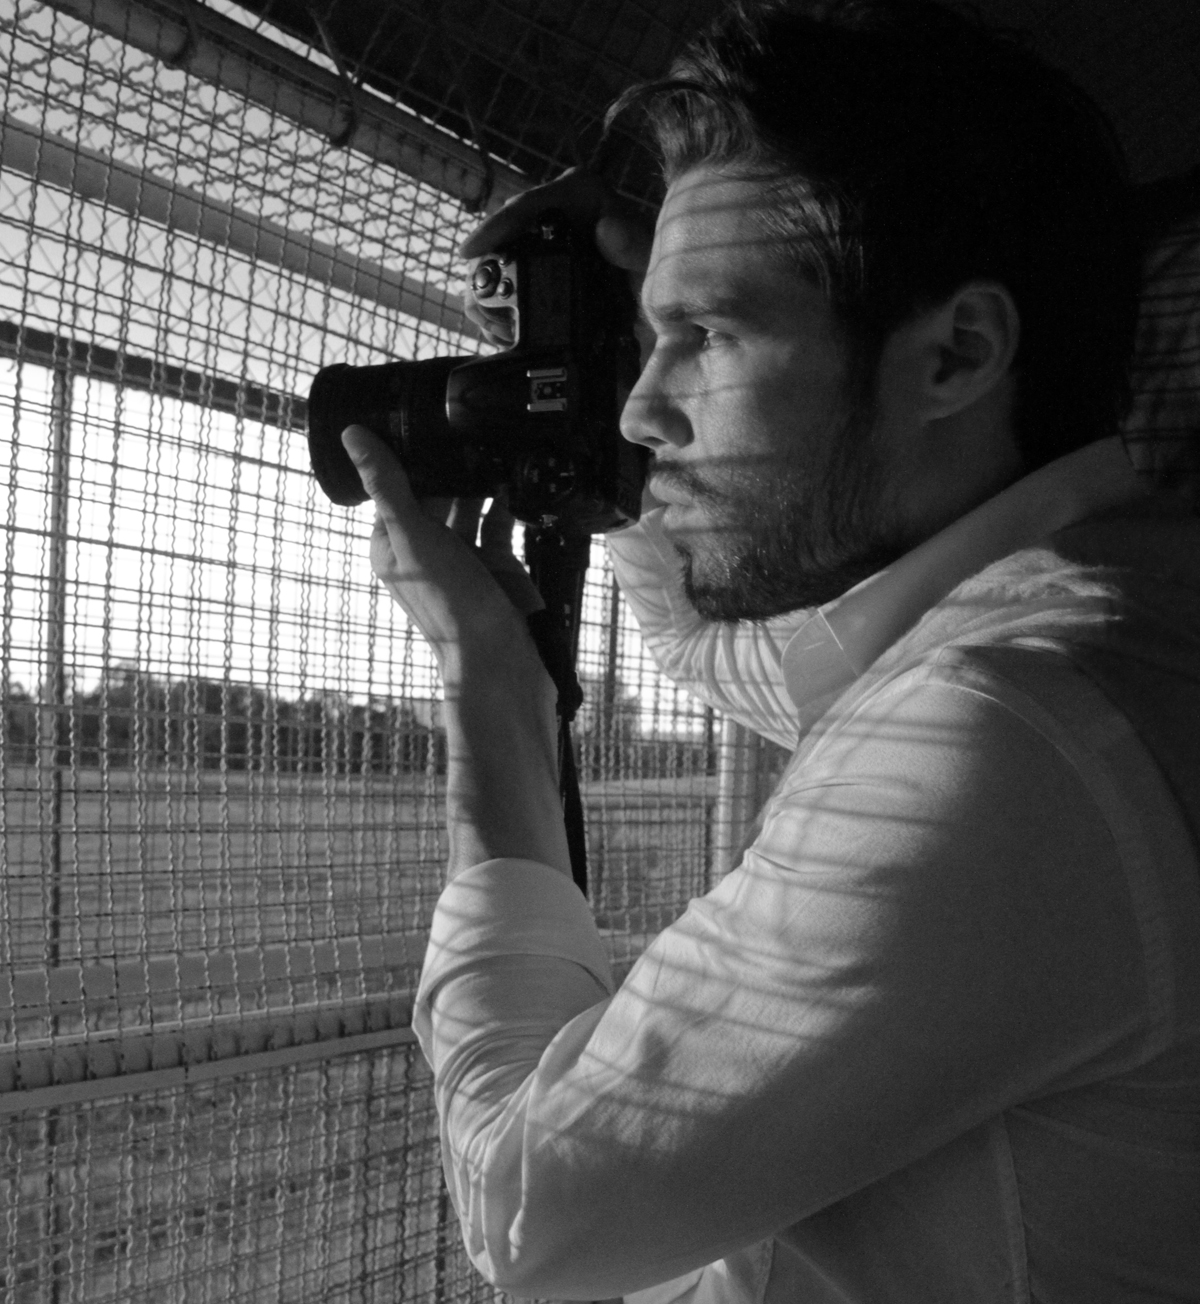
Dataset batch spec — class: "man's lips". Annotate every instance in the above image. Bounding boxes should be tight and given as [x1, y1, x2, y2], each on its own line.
[648, 465, 713, 507]
[649, 480, 689, 507]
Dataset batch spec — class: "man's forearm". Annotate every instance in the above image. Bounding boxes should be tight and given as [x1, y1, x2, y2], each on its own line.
[441, 646, 571, 880]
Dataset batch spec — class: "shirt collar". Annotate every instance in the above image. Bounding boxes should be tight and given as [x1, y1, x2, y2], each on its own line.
[780, 436, 1148, 718]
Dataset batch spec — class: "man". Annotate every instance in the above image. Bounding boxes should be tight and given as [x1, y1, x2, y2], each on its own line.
[341, 2, 1200, 1300]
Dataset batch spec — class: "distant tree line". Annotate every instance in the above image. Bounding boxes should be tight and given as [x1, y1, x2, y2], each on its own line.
[1, 665, 717, 780]
[1, 666, 446, 774]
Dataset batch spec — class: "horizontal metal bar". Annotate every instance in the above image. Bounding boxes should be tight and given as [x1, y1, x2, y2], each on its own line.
[2, 938, 412, 1027]
[0, 114, 475, 340]
[38, 0, 527, 211]
[0, 933, 412, 1023]
[1, 990, 414, 1092]
[0, 994, 406, 1061]
[0, 318, 306, 429]
[0, 1019, 419, 1115]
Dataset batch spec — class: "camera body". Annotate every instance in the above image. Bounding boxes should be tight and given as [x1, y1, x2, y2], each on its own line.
[307, 209, 645, 534]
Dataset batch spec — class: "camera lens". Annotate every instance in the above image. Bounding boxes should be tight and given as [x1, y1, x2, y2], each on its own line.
[307, 357, 471, 506]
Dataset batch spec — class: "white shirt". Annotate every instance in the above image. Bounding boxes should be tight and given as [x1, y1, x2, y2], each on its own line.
[414, 438, 1200, 1303]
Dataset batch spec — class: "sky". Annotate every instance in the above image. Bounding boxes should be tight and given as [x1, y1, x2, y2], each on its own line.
[0, 0, 707, 738]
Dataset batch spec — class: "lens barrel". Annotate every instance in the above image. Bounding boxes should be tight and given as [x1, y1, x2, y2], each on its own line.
[307, 357, 471, 506]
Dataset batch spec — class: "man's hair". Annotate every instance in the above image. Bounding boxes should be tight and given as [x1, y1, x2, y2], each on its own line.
[614, 0, 1141, 468]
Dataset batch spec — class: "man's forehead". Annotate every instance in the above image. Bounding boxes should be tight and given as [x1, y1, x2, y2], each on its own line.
[647, 166, 793, 302]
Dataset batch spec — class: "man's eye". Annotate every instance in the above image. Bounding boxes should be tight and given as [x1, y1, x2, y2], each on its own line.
[698, 327, 731, 350]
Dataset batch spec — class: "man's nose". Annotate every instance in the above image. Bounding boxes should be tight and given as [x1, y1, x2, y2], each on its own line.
[620, 362, 691, 450]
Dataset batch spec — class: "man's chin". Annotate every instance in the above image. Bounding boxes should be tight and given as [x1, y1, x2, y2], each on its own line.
[683, 572, 807, 624]
[678, 541, 896, 624]
[686, 587, 763, 624]
[676, 546, 784, 624]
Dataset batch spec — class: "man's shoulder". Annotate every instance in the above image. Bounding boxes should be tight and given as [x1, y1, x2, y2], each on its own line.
[810, 502, 1200, 771]
[1050, 498, 1200, 592]
[900, 501, 1200, 671]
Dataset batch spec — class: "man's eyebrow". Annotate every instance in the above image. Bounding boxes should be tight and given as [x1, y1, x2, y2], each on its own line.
[638, 291, 756, 327]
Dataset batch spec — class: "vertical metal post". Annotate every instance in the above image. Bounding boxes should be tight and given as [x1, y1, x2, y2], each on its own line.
[434, 1180, 451, 1303]
[601, 575, 622, 775]
[35, 356, 72, 1304]
[38, 358, 71, 977]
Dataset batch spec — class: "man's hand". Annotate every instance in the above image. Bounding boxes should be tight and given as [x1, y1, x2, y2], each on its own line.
[342, 424, 544, 682]
[343, 423, 570, 877]
[460, 167, 653, 348]
[340, 176, 654, 878]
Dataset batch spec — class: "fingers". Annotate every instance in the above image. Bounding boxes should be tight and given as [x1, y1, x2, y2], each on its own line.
[480, 499, 544, 615]
[421, 496, 455, 527]
[347, 425, 546, 639]
[478, 493, 517, 558]
[342, 429, 478, 543]
[341, 425, 489, 545]
[342, 426, 448, 577]
[596, 212, 652, 275]
[446, 498, 483, 543]
[459, 168, 613, 260]
[460, 168, 653, 280]
[341, 425, 416, 525]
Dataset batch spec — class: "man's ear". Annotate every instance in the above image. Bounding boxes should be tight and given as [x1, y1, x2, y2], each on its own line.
[898, 282, 1020, 422]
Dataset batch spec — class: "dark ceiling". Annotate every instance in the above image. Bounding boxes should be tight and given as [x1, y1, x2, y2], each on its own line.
[232, 0, 727, 205]
[232, 0, 1200, 201]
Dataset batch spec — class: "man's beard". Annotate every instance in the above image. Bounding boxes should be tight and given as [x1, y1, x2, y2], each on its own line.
[655, 412, 916, 623]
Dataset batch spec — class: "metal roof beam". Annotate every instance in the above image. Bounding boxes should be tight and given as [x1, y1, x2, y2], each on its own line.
[0, 114, 476, 342]
[39, 0, 528, 211]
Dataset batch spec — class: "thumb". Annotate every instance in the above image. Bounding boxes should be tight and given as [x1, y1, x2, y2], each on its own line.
[341, 425, 417, 520]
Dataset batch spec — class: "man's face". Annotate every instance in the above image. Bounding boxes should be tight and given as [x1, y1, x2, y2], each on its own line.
[620, 166, 915, 622]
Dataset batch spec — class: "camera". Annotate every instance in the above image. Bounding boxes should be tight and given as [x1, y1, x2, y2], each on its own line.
[306, 208, 646, 534]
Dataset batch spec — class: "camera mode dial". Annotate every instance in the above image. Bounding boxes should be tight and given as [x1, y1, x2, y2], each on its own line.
[472, 259, 503, 298]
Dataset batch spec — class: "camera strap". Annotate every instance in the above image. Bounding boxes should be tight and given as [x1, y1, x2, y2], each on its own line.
[525, 608, 588, 896]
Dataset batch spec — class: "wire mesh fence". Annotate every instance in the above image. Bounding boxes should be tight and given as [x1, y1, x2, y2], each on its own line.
[0, 1, 782, 1298]
[2, 1040, 502, 1304]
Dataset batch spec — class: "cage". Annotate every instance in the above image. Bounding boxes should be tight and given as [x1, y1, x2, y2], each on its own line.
[2, 1, 1197, 1301]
